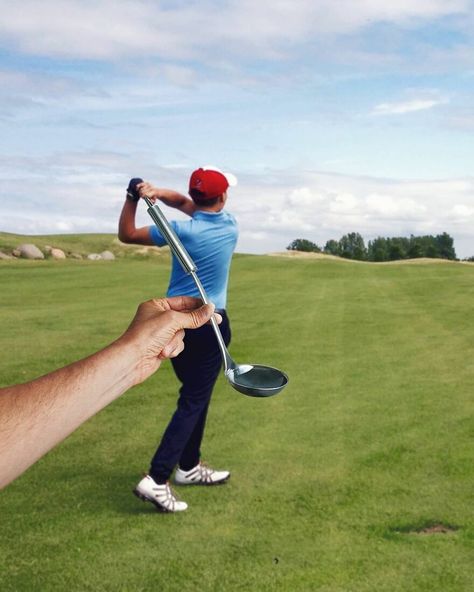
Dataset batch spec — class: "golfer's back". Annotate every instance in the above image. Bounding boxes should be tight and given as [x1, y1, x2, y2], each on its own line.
[150, 209, 238, 309]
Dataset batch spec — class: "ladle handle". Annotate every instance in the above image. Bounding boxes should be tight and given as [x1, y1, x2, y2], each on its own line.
[143, 196, 235, 373]
[190, 271, 236, 373]
[144, 197, 196, 274]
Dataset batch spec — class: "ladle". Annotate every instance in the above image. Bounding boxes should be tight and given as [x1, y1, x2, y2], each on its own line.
[141, 192, 288, 397]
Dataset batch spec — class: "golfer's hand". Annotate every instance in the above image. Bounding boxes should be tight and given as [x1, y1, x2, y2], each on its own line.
[137, 181, 158, 202]
[122, 297, 221, 384]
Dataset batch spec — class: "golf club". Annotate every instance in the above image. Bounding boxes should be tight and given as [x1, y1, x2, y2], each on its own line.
[130, 179, 288, 397]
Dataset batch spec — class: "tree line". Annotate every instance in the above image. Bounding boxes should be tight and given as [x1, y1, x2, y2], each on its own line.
[287, 232, 458, 261]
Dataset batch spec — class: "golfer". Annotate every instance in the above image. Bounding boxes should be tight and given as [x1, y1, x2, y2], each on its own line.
[118, 166, 238, 512]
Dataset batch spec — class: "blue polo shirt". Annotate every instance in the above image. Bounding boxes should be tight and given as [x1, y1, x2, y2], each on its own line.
[149, 210, 238, 309]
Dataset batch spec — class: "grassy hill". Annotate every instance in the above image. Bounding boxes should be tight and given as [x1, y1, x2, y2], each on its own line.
[2, 231, 472, 265]
[0, 231, 169, 260]
[0, 248, 473, 591]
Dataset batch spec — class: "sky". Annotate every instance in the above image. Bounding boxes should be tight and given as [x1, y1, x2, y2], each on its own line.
[0, 0, 473, 257]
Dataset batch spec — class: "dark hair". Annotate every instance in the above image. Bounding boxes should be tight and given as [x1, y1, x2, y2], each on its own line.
[189, 188, 220, 207]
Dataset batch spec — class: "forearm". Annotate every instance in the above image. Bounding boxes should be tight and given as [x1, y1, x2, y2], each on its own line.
[157, 189, 189, 208]
[0, 337, 142, 489]
[118, 199, 153, 244]
[0, 296, 214, 489]
[118, 199, 138, 240]
[144, 186, 195, 216]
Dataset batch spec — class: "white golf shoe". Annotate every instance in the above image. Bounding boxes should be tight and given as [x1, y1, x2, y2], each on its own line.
[174, 462, 230, 486]
[133, 475, 188, 512]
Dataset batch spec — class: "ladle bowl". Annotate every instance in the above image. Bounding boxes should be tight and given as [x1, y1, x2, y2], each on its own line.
[136, 183, 288, 398]
[226, 364, 288, 397]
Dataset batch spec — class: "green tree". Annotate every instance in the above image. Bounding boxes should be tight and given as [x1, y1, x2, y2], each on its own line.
[408, 235, 423, 259]
[426, 242, 439, 258]
[339, 232, 367, 260]
[368, 237, 388, 261]
[286, 238, 321, 252]
[324, 239, 340, 256]
[387, 238, 408, 260]
[436, 232, 456, 260]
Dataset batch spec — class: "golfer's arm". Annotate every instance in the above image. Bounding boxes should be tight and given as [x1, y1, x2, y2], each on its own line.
[0, 338, 140, 489]
[118, 199, 154, 245]
[156, 190, 196, 217]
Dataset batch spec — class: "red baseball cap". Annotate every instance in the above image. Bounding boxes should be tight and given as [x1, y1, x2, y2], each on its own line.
[189, 166, 237, 200]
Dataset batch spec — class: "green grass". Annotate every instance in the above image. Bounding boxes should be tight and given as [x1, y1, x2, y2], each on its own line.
[0, 231, 170, 260]
[0, 231, 118, 255]
[0, 252, 473, 591]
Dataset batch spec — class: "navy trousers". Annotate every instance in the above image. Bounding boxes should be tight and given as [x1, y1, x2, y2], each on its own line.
[149, 312, 231, 482]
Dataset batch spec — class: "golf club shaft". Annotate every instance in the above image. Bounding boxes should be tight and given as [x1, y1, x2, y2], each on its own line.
[190, 271, 234, 372]
[144, 197, 196, 274]
[144, 197, 233, 372]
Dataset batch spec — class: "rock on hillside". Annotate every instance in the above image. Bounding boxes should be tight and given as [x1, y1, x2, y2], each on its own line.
[44, 245, 66, 259]
[15, 244, 45, 260]
[100, 250, 115, 260]
[50, 248, 66, 259]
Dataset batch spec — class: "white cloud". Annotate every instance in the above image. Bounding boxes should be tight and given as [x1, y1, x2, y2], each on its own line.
[372, 98, 445, 115]
[329, 192, 360, 214]
[287, 187, 324, 207]
[0, 2, 473, 260]
[0, 0, 471, 61]
[452, 204, 474, 217]
[1, 160, 473, 256]
[230, 169, 474, 256]
[365, 193, 427, 217]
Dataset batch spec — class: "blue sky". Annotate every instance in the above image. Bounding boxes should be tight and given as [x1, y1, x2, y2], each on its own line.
[0, 0, 473, 257]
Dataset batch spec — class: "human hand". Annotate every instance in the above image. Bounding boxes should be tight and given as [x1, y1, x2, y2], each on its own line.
[137, 182, 158, 202]
[121, 296, 221, 384]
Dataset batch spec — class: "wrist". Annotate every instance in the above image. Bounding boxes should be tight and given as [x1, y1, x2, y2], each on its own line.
[126, 191, 140, 203]
[112, 331, 159, 387]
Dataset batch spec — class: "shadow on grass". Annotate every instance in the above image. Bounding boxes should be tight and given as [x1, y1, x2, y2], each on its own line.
[385, 519, 460, 538]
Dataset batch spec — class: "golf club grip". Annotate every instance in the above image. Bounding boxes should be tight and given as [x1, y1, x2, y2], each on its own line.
[146, 203, 197, 274]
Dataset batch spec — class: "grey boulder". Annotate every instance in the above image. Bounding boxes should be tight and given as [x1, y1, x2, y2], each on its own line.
[100, 250, 115, 260]
[17, 244, 45, 259]
[50, 248, 66, 259]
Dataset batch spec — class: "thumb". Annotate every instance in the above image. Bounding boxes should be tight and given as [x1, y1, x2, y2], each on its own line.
[177, 303, 216, 330]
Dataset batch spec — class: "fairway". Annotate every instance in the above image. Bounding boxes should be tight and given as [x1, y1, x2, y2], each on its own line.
[1, 254, 473, 591]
